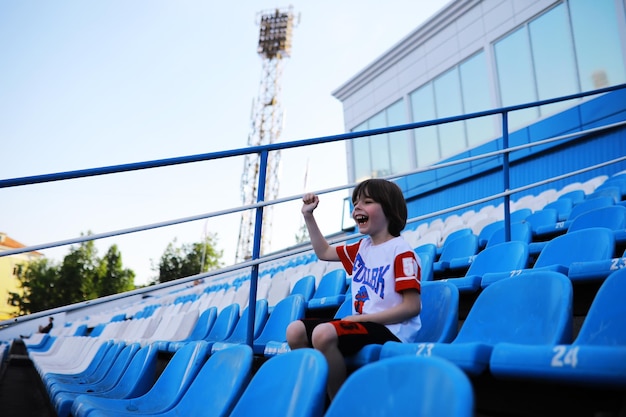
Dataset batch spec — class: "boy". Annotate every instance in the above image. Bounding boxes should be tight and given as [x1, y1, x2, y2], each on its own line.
[286, 178, 422, 400]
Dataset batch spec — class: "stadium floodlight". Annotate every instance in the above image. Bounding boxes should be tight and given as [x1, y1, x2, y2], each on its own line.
[257, 7, 295, 59]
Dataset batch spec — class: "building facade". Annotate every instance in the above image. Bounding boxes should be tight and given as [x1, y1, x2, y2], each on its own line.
[332, 0, 626, 185]
[0, 233, 42, 320]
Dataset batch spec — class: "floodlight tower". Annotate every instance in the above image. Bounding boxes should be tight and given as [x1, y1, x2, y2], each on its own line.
[236, 6, 297, 262]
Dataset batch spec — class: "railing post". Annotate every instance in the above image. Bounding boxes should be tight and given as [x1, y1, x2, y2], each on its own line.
[502, 111, 511, 241]
[246, 150, 268, 347]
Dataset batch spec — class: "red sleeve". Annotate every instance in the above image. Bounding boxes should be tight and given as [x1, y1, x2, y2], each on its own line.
[335, 240, 362, 275]
[394, 250, 421, 293]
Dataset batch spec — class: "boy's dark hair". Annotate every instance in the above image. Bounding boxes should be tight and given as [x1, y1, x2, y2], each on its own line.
[352, 179, 407, 237]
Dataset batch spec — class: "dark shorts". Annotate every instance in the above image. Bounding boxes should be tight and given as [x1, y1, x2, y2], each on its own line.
[299, 318, 401, 356]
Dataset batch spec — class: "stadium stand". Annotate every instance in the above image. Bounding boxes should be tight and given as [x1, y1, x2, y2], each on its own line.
[1, 85, 626, 417]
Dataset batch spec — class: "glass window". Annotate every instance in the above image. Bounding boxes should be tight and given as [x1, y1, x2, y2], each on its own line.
[351, 121, 371, 182]
[529, 4, 578, 117]
[459, 52, 497, 147]
[368, 111, 390, 177]
[434, 68, 466, 158]
[387, 100, 412, 174]
[569, 0, 626, 90]
[410, 83, 439, 167]
[494, 26, 539, 131]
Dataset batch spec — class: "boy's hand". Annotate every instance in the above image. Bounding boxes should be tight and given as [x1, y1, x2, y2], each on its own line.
[301, 193, 319, 215]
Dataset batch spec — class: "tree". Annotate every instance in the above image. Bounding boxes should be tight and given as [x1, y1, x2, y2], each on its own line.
[58, 239, 99, 304]
[156, 233, 223, 284]
[94, 245, 135, 297]
[7, 234, 137, 316]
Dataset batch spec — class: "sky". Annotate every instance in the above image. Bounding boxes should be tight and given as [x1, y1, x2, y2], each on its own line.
[1, 0, 449, 286]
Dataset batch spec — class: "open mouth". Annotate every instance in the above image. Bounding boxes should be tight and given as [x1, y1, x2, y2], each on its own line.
[355, 214, 369, 225]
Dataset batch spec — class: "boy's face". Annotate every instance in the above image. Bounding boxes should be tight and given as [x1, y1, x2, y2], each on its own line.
[352, 191, 389, 238]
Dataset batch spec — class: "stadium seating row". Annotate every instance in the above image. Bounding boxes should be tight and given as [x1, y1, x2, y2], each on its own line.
[9, 170, 626, 417]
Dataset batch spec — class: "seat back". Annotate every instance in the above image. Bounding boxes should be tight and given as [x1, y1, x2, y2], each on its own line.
[307, 268, 348, 310]
[253, 295, 306, 354]
[477, 219, 503, 247]
[575, 268, 626, 346]
[465, 241, 529, 277]
[106, 343, 159, 398]
[205, 303, 240, 343]
[455, 271, 573, 345]
[486, 221, 532, 247]
[416, 250, 434, 282]
[414, 281, 459, 343]
[221, 299, 269, 344]
[290, 275, 316, 303]
[229, 348, 328, 417]
[558, 189, 586, 204]
[567, 196, 614, 221]
[438, 233, 479, 262]
[325, 355, 474, 417]
[130, 341, 211, 410]
[414, 242, 437, 260]
[162, 344, 254, 416]
[87, 343, 141, 392]
[567, 205, 626, 233]
[312, 269, 347, 299]
[534, 227, 615, 269]
[185, 306, 218, 341]
[524, 208, 558, 234]
[544, 198, 573, 221]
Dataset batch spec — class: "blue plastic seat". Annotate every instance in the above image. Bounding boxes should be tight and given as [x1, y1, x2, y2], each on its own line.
[253, 294, 305, 355]
[46, 342, 140, 400]
[443, 241, 530, 292]
[490, 268, 626, 387]
[84, 345, 254, 417]
[543, 198, 574, 222]
[152, 306, 217, 351]
[43, 341, 124, 390]
[485, 221, 532, 248]
[71, 341, 211, 417]
[586, 185, 622, 203]
[415, 243, 437, 282]
[437, 227, 473, 256]
[229, 348, 328, 417]
[211, 299, 269, 353]
[414, 242, 437, 260]
[567, 205, 626, 233]
[538, 196, 617, 238]
[558, 189, 586, 205]
[53, 343, 159, 417]
[433, 232, 479, 274]
[417, 249, 435, 282]
[525, 208, 558, 235]
[167, 303, 239, 352]
[325, 355, 474, 417]
[341, 280, 459, 369]
[477, 209, 532, 248]
[380, 271, 573, 375]
[531, 227, 616, 280]
[307, 268, 348, 311]
[290, 275, 316, 304]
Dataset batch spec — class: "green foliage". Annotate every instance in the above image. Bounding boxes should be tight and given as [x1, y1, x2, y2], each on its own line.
[8, 234, 136, 315]
[156, 233, 223, 284]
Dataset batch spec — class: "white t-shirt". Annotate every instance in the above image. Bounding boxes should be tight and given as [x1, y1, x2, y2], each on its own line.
[336, 236, 422, 342]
